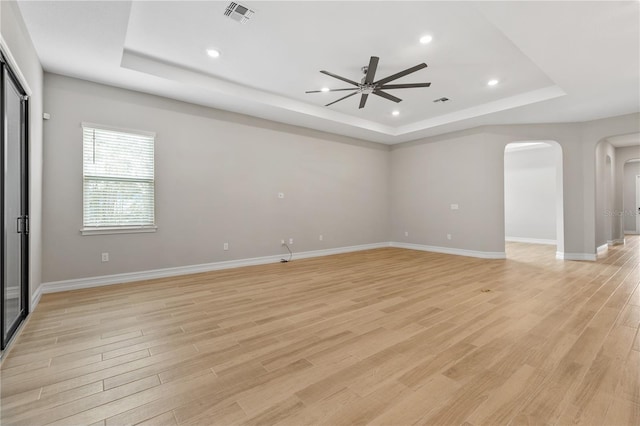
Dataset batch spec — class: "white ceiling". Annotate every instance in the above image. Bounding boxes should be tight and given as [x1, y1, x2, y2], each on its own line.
[17, 1, 640, 144]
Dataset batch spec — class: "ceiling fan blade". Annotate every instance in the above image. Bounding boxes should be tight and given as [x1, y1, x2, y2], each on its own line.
[320, 70, 360, 86]
[374, 63, 428, 86]
[373, 90, 402, 103]
[359, 93, 369, 109]
[378, 82, 431, 90]
[325, 91, 358, 107]
[364, 56, 379, 84]
[305, 88, 359, 93]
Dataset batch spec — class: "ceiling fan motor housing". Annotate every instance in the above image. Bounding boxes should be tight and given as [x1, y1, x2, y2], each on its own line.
[307, 56, 431, 109]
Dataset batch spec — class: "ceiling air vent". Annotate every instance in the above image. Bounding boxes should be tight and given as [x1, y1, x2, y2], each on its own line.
[433, 97, 450, 103]
[224, 2, 254, 23]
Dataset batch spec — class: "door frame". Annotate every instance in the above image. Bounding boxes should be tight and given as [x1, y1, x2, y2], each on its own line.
[0, 53, 30, 350]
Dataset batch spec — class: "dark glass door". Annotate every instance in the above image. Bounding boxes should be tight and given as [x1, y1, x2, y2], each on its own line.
[1, 55, 29, 350]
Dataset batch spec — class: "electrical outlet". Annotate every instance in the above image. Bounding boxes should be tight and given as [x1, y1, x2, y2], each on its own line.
[447, 234, 452, 240]
[289, 238, 294, 245]
[101, 252, 109, 262]
[404, 231, 409, 237]
[319, 234, 323, 241]
[223, 242, 229, 251]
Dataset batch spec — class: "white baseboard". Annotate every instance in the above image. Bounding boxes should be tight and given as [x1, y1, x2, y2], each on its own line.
[607, 238, 625, 246]
[556, 252, 597, 261]
[597, 243, 609, 256]
[37, 239, 612, 296]
[623, 230, 639, 235]
[390, 242, 506, 259]
[31, 284, 43, 311]
[39, 242, 391, 294]
[505, 236, 557, 245]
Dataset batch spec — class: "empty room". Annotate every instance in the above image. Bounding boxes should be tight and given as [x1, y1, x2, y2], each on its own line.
[1, 1, 639, 425]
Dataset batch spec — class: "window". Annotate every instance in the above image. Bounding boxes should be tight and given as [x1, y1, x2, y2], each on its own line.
[81, 123, 156, 235]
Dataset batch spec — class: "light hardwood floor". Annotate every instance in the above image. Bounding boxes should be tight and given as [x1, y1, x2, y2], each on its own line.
[1, 238, 639, 425]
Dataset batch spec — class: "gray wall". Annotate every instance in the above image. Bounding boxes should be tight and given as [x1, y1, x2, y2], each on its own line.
[41, 73, 640, 282]
[504, 145, 557, 242]
[390, 117, 639, 258]
[1, 0, 44, 302]
[42, 74, 390, 282]
[390, 132, 506, 253]
[623, 161, 640, 233]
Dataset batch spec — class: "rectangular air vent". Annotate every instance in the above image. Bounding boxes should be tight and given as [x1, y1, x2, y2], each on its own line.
[433, 97, 450, 103]
[224, 2, 254, 23]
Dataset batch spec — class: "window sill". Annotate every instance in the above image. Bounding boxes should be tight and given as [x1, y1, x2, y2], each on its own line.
[80, 226, 158, 236]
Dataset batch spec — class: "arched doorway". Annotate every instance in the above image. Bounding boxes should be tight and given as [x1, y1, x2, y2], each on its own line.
[623, 158, 640, 235]
[594, 135, 638, 254]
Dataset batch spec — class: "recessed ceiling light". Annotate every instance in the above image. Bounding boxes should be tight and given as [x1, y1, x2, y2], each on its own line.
[392, 110, 400, 116]
[206, 49, 221, 58]
[419, 35, 433, 45]
[487, 79, 499, 86]
[321, 87, 330, 92]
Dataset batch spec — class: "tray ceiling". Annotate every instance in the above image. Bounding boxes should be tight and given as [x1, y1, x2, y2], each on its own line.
[17, 1, 640, 144]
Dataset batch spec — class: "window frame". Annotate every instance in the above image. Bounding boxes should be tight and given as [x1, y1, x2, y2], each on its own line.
[80, 122, 157, 236]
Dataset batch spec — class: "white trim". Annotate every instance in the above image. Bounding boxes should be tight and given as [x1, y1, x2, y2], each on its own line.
[81, 122, 156, 138]
[556, 252, 597, 261]
[505, 236, 557, 245]
[390, 242, 506, 259]
[39, 243, 391, 294]
[607, 238, 625, 246]
[597, 243, 609, 256]
[80, 226, 158, 236]
[0, 35, 33, 96]
[624, 230, 639, 235]
[31, 285, 43, 311]
[36, 240, 613, 295]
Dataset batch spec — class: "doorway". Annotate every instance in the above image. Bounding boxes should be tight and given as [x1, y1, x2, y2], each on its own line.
[1, 52, 30, 350]
[504, 141, 564, 259]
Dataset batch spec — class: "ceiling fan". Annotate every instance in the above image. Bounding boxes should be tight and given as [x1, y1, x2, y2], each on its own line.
[306, 56, 431, 109]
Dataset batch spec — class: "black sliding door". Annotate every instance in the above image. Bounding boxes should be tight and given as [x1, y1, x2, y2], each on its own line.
[1, 54, 29, 350]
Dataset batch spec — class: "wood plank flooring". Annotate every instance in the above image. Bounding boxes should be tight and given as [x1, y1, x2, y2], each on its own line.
[1, 238, 639, 425]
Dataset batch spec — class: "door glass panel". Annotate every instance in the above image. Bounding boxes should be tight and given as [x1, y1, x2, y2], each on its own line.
[3, 69, 24, 341]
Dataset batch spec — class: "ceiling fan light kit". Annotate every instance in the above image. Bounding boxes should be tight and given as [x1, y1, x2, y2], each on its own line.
[306, 56, 431, 109]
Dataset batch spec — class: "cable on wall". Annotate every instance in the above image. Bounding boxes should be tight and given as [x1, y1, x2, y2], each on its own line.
[280, 244, 293, 263]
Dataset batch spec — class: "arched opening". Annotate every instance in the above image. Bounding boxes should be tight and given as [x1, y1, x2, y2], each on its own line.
[594, 135, 638, 254]
[503, 141, 564, 259]
[604, 155, 614, 246]
[623, 158, 640, 235]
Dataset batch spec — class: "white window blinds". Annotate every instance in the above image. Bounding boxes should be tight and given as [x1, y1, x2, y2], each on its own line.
[82, 124, 155, 229]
